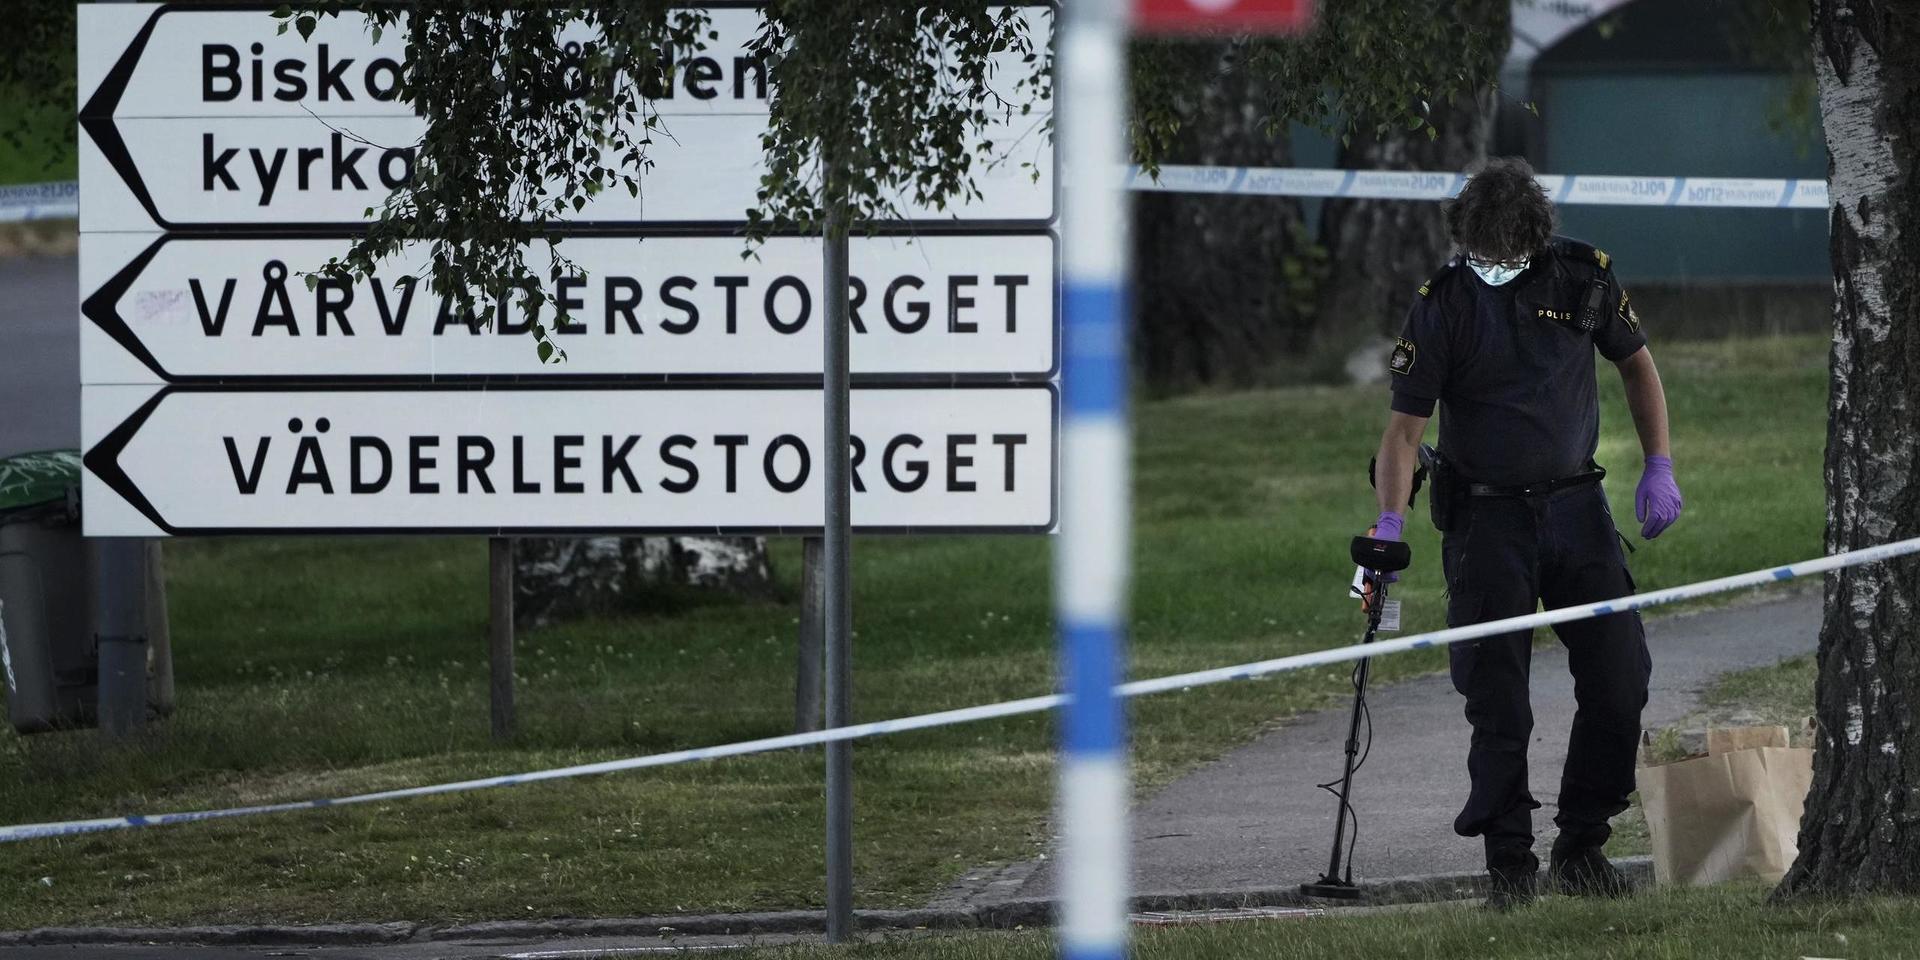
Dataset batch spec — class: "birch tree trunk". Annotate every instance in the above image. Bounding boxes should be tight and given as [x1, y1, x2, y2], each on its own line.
[1776, 0, 1920, 898]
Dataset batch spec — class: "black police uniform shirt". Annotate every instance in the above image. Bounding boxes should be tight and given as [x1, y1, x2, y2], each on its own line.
[1387, 237, 1647, 488]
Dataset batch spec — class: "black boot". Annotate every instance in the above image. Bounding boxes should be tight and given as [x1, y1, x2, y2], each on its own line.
[1550, 841, 1629, 897]
[1483, 845, 1539, 911]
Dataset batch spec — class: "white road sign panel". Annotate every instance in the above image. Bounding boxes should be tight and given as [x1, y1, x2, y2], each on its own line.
[77, 7, 776, 119]
[80, 113, 1053, 231]
[77, 4, 1056, 230]
[82, 385, 1057, 536]
[81, 232, 1058, 383]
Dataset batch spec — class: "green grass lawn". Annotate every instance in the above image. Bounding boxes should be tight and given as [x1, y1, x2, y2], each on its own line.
[0, 336, 1827, 929]
[725, 885, 1917, 959]
[1693, 653, 1817, 732]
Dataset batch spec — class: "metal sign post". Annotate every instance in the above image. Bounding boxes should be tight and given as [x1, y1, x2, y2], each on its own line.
[93, 537, 149, 740]
[489, 537, 516, 741]
[822, 194, 855, 943]
[88, 0, 152, 746]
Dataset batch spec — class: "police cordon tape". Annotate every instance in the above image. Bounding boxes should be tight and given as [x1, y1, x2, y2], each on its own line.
[0, 168, 1828, 224]
[0, 181, 78, 223]
[4, 533, 1917, 845]
[1125, 166, 1831, 209]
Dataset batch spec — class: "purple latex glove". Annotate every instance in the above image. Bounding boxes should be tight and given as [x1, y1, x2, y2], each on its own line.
[1372, 510, 1405, 542]
[1367, 510, 1405, 584]
[1635, 455, 1683, 539]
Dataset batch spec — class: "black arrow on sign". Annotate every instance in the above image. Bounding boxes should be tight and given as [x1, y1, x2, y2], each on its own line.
[82, 236, 174, 382]
[78, 3, 169, 230]
[81, 386, 177, 535]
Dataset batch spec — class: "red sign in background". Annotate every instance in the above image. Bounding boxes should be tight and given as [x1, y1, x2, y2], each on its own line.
[1134, 0, 1314, 35]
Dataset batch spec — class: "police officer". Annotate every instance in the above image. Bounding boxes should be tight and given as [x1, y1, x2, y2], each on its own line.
[1367, 158, 1685, 908]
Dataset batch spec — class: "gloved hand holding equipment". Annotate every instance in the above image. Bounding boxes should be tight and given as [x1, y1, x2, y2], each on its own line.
[1362, 452, 1428, 599]
[1367, 511, 1404, 583]
[1301, 534, 1411, 900]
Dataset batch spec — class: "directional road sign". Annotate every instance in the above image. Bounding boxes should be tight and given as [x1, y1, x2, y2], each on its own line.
[77, 3, 1057, 231]
[80, 232, 1059, 383]
[76, 4, 1064, 539]
[82, 384, 1057, 536]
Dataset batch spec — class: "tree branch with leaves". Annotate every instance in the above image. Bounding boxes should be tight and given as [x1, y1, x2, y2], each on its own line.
[276, 1, 1050, 363]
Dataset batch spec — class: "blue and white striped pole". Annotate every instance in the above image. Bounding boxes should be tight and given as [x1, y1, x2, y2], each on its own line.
[1057, 1, 1132, 958]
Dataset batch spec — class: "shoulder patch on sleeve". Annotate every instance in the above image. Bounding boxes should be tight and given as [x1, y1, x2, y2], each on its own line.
[1389, 337, 1416, 375]
[1620, 290, 1640, 332]
[1418, 259, 1458, 298]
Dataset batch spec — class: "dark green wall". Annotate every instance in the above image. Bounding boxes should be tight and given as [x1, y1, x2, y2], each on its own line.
[1535, 71, 1827, 284]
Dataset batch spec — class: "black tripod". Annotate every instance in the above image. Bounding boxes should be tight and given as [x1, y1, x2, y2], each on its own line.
[1300, 535, 1411, 900]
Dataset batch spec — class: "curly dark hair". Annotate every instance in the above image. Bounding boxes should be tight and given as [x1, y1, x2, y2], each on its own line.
[1445, 157, 1557, 262]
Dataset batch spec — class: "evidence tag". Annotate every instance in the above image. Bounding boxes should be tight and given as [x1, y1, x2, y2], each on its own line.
[1348, 566, 1403, 632]
[1379, 600, 1402, 632]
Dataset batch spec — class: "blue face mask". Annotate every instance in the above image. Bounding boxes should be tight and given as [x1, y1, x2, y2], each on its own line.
[1467, 256, 1529, 287]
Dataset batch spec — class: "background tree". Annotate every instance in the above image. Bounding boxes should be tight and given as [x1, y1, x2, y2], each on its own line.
[1313, 0, 1508, 362]
[1776, 0, 1920, 897]
[1128, 0, 1510, 389]
[1128, 40, 1319, 390]
[0, 1, 74, 178]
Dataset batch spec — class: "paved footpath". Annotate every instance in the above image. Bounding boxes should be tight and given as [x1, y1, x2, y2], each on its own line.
[0, 254, 80, 458]
[1000, 591, 1820, 900]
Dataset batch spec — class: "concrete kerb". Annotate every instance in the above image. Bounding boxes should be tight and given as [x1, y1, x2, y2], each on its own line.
[0, 857, 1652, 948]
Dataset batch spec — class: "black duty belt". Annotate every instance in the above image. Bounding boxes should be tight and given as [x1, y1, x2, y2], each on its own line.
[1467, 468, 1606, 499]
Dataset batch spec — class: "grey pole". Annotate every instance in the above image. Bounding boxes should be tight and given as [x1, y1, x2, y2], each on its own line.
[93, 538, 149, 739]
[94, 0, 152, 744]
[489, 537, 516, 741]
[822, 199, 855, 942]
[796, 536, 825, 733]
[146, 541, 175, 715]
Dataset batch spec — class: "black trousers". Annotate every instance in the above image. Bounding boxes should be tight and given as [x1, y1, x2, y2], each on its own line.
[1441, 481, 1651, 857]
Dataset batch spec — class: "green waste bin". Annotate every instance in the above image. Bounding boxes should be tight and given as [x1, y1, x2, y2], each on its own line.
[0, 450, 96, 733]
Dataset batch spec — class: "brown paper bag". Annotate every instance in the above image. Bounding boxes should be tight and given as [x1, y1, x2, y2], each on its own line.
[1637, 726, 1813, 886]
[1706, 725, 1790, 755]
